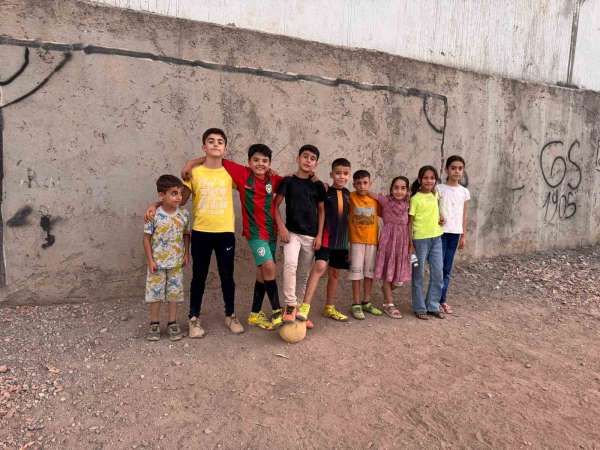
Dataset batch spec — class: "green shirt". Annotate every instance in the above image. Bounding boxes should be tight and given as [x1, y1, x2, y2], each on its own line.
[409, 192, 443, 240]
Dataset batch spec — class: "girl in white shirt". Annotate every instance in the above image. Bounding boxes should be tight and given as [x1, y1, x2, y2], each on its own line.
[437, 155, 470, 314]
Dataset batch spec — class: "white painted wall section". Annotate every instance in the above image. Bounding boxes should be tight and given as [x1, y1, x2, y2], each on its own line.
[87, 0, 599, 92]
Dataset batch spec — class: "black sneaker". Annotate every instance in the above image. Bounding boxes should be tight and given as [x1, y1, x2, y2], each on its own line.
[167, 322, 183, 341]
[146, 323, 161, 341]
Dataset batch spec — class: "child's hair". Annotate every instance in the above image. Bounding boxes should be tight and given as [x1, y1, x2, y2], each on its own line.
[298, 144, 320, 160]
[410, 165, 439, 196]
[331, 158, 351, 170]
[156, 174, 183, 193]
[353, 169, 370, 181]
[202, 128, 227, 145]
[248, 143, 272, 160]
[389, 176, 410, 194]
[445, 155, 466, 168]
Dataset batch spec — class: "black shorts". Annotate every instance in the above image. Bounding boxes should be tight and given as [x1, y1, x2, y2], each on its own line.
[314, 247, 349, 270]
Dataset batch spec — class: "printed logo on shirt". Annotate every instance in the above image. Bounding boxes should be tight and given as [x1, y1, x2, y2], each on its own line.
[352, 207, 375, 225]
[265, 183, 272, 194]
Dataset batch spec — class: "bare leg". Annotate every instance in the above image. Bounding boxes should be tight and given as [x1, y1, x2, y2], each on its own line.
[149, 302, 160, 322]
[325, 267, 339, 305]
[302, 260, 328, 305]
[363, 277, 373, 302]
[382, 281, 393, 304]
[168, 302, 177, 323]
[352, 280, 362, 304]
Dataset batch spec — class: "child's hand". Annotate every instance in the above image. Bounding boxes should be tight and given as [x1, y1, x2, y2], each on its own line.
[183, 252, 190, 267]
[439, 215, 446, 225]
[313, 235, 322, 250]
[148, 260, 158, 273]
[409, 242, 415, 254]
[144, 204, 158, 222]
[459, 235, 466, 250]
[279, 225, 290, 243]
[181, 157, 205, 181]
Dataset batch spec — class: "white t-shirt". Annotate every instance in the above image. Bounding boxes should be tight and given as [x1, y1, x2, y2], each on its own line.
[437, 184, 470, 234]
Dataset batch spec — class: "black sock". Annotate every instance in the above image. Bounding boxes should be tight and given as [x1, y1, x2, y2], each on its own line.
[150, 321, 160, 325]
[251, 281, 266, 313]
[264, 279, 281, 311]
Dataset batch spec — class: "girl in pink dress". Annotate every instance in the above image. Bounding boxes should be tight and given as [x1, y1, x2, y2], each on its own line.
[370, 176, 411, 319]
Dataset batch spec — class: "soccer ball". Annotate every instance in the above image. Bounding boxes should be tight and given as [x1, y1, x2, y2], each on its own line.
[278, 321, 307, 343]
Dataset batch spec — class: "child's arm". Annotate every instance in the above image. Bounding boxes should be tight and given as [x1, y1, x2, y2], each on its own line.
[366, 191, 380, 202]
[181, 157, 205, 181]
[183, 232, 191, 266]
[313, 201, 325, 250]
[274, 195, 289, 243]
[459, 201, 469, 250]
[144, 201, 161, 223]
[143, 234, 157, 273]
[408, 216, 415, 254]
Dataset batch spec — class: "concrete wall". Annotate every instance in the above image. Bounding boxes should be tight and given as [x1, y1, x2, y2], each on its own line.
[1, 0, 599, 304]
[88, 0, 600, 92]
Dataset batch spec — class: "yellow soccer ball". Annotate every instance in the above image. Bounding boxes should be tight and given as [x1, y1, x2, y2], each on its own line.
[278, 321, 307, 343]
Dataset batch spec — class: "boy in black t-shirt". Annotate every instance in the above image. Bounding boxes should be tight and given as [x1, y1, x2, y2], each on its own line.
[300, 158, 352, 322]
[274, 145, 326, 324]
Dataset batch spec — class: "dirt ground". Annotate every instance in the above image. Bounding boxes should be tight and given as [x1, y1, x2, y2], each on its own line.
[1, 246, 599, 449]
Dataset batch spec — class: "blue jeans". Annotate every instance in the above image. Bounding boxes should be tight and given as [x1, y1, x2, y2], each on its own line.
[441, 233, 461, 304]
[411, 236, 443, 314]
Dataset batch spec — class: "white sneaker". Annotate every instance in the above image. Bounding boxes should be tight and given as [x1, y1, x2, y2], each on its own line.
[224, 315, 244, 334]
[188, 317, 205, 338]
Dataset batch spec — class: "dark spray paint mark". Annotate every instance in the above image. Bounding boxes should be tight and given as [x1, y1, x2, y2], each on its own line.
[7, 205, 33, 227]
[40, 215, 60, 249]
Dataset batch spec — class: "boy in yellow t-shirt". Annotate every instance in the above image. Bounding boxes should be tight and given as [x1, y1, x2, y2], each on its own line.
[348, 170, 383, 320]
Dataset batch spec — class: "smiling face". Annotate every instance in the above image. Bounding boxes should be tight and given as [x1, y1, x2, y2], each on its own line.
[419, 170, 437, 193]
[248, 152, 271, 178]
[446, 160, 465, 184]
[297, 150, 318, 175]
[353, 176, 371, 195]
[202, 133, 226, 158]
[159, 186, 183, 210]
[331, 165, 351, 188]
[391, 178, 408, 200]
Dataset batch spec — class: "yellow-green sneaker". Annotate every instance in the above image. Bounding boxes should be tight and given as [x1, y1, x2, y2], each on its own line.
[323, 305, 348, 321]
[271, 309, 283, 328]
[247, 311, 273, 330]
[362, 302, 383, 316]
[296, 303, 311, 321]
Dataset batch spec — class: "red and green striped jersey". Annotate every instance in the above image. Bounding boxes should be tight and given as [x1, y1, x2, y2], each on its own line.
[222, 159, 282, 241]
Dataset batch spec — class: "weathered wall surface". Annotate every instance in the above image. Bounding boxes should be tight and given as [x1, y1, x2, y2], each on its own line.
[89, 0, 600, 92]
[0, 0, 599, 304]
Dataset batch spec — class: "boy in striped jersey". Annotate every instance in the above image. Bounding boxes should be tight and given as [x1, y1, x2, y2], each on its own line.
[298, 158, 352, 322]
[183, 144, 284, 330]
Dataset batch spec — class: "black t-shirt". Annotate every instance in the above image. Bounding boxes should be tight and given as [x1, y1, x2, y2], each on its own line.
[323, 186, 350, 250]
[277, 175, 326, 237]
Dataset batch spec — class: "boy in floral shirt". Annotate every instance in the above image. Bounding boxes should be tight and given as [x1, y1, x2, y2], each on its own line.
[143, 175, 191, 341]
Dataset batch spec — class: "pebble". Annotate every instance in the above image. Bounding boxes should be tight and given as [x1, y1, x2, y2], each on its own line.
[525, 363, 532, 368]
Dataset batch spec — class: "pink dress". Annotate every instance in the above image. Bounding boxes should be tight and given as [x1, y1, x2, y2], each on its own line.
[374, 194, 411, 284]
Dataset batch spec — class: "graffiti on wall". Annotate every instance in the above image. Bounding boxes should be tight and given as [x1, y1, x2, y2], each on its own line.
[539, 139, 582, 222]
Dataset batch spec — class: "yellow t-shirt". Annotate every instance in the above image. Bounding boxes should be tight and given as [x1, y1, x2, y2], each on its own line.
[349, 192, 379, 245]
[183, 165, 234, 233]
[409, 192, 443, 239]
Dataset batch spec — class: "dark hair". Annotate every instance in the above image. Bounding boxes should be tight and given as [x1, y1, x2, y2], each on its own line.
[389, 176, 410, 195]
[445, 155, 466, 169]
[353, 169, 370, 181]
[331, 158, 351, 170]
[156, 174, 183, 193]
[298, 144, 320, 160]
[410, 165, 439, 196]
[202, 128, 227, 145]
[248, 143, 272, 160]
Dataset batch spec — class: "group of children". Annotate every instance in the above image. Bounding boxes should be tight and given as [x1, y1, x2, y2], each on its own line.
[142, 128, 470, 341]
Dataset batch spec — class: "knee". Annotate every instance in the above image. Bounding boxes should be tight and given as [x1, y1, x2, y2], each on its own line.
[262, 261, 276, 279]
[314, 260, 327, 275]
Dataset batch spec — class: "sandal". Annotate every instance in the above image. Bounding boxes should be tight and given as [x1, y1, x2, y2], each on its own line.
[440, 303, 453, 314]
[415, 312, 429, 320]
[382, 303, 402, 319]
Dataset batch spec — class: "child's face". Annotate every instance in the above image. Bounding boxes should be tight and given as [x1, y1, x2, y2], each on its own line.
[446, 161, 464, 183]
[420, 170, 437, 192]
[391, 179, 408, 200]
[203, 133, 226, 158]
[159, 186, 183, 209]
[248, 153, 271, 178]
[297, 151, 318, 174]
[353, 176, 371, 195]
[330, 165, 351, 188]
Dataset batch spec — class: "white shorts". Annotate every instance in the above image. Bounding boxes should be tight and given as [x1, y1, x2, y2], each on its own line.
[348, 243, 377, 281]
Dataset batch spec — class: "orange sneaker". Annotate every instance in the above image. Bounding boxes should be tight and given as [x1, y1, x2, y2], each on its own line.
[282, 305, 296, 323]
